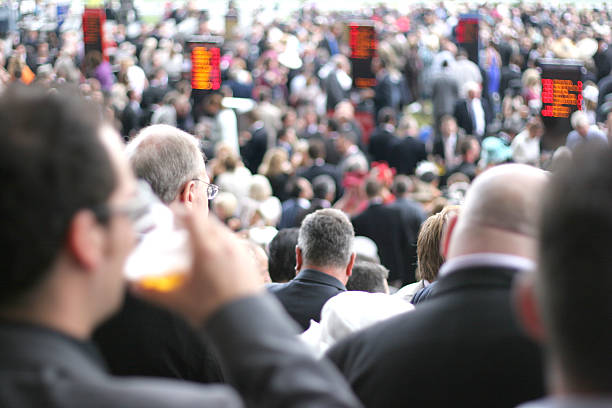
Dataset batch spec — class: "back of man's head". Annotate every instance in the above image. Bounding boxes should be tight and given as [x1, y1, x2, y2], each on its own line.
[447, 164, 548, 259]
[0, 85, 114, 307]
[268, 228, 299, 283]
[312, 175, 336, 201]
[365, 178, 384, 199]
[298, 209, 354, 269]
[127, 125, 205, 204]
[308, 139, 326, 160]
[392, 175, 414, 197]
[537, 144, 612, 393]
[377, 107, 396, 126]
[346, 260, 389, 293]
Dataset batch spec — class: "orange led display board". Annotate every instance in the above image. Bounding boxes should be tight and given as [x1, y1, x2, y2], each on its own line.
[348, 21, 376, 88]
[189, 37, 222, 91]
[538, 59, 584, 150]
[540, 78, 583, 118]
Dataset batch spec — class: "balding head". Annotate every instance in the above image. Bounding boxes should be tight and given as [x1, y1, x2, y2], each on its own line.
[446, 164, 548, 260]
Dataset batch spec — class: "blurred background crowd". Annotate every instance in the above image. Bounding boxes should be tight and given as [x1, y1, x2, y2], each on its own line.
[2, 0, 611, 287]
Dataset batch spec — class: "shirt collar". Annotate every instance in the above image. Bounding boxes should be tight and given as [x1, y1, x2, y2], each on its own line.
[439, 253, 535, 278]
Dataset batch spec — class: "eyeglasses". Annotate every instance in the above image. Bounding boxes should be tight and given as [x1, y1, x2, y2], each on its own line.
[192, 178, 219, 200]
[92, 180, 158, 225]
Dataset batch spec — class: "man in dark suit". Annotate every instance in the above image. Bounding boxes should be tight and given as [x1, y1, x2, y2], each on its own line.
[444, 136, 480, 183]
[296, 139, 341, 199]
[432, 115, 464, 173]
[352, 178, 416, 286]
[515, 144, 612, 408]
[388, 176, 426, 281]
[388, 114, 427, 175]
[94, 124, 223, 383]
[269, 208, 356, 331]
[327, 163, 547, 408]
[454, 81, 494, 139]
[368, 107, 398, 164]
[0, 86, 362, 407]
[499, 54, 523, 97]
[373, 58, 411, 121]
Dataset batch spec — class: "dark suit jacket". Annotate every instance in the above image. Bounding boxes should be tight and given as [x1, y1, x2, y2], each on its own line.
[432, 132, 465, 165]
[368, 126, 396, 164]
[374, 72, 411, 120]
[268, 269, 346, 331]
[0, 295, 362, 407]
[240, 125, 268, 174]
[453, 97, 494, 137]
[352, 202, 415, 284]
[327, 265, 545, 408]
[93, 292, 224, 383]
[388, 136, 427, 175]
[296, 161, 342, 199]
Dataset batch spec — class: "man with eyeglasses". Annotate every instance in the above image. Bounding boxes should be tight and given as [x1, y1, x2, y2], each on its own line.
[94, 124, 225, 384]
[0, 86, 362, 407]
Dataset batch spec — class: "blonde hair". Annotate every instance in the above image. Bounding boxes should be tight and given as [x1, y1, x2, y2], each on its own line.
[416, 205, 460, 282]
[258, 147, 288, 177]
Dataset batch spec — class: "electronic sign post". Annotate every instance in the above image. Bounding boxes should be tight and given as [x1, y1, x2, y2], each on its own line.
[348, 21, 377, 89]
[189, 36, 223, 91]
[188, 35, 223, 109]
[456, 14, 479, 65]
[82, 7, 106, 59]
[538, 59, 584, 150]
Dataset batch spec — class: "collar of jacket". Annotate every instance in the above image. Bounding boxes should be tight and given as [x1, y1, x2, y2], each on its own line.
[295, 269, 346, 291]
[430, 266, 520, 299]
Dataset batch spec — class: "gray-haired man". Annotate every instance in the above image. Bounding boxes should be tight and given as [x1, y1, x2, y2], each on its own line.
[93, 124, 222, 383]
[268, 209, 356, 331]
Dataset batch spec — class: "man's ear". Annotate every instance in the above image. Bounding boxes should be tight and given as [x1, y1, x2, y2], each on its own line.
[295, 246, 303, 274]
[178, 180, 196, 209]
[345, 252, 356, 278]
[514, 271, 547, 343]
[441, 213, 458, 259]
[66, 210, 105, 272]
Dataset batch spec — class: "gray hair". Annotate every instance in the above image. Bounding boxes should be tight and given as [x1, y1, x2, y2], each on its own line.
[127, 124, 205, 204]
[298, 209, 354, 268]
[570, 110, 589, 129]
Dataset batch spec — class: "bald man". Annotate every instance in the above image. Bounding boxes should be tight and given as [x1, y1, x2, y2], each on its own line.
[326, 164, 546, 408]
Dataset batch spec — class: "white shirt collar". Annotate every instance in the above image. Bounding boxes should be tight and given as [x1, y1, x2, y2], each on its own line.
[439, 253, 535, 278]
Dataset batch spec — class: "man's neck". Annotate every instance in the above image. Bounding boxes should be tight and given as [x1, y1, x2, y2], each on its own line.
[299, 264, 348, 285]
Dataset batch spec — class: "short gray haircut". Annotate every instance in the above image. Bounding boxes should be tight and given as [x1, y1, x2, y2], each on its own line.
[570, 110, 589, 129]
[297, 209, 354, 268]
[127, 124, 205, 204]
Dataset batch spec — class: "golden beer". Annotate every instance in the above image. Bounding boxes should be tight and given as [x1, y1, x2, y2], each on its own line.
[136, 270, 187, 292]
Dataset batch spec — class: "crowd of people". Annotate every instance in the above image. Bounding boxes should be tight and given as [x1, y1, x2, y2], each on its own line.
[0, 1, 612, 407]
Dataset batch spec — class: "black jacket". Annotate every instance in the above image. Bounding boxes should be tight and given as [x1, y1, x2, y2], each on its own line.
[267, 269, 346, 331]
[352, 203, 416, 284]
[327, 265, 545, 408]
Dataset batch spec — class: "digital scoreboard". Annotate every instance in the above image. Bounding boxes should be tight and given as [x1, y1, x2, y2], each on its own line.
[348, 21, 376, 88]
[538, 59, 584, 150]
[456, 14, 479, 64]
[189, 36, 223, 92]
[82, 8, 105, 57]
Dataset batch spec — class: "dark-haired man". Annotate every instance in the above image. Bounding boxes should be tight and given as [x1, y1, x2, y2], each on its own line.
[515, 144, 612, 408]
[352, 178, 417, 286]
[267, 228, 299, 283]
[0, 85, 362, 407]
